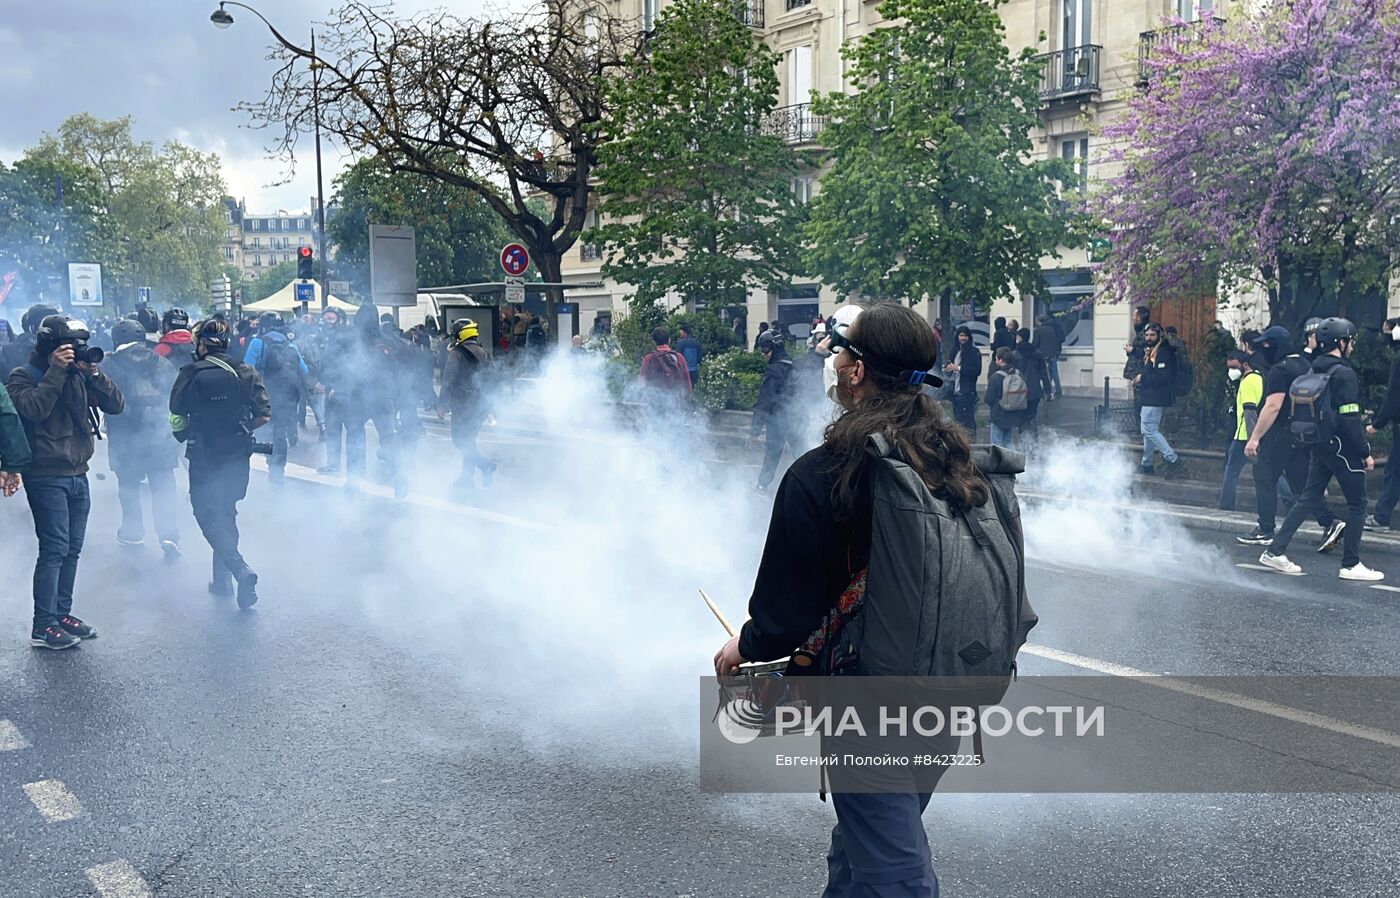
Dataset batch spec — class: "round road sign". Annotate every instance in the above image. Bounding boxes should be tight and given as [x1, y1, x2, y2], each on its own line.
[500, 244, 530, 277]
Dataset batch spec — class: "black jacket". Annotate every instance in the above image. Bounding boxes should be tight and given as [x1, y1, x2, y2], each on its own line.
[740, 446, 871, 663]
[1013, 344, 1046, 402]
[751, 348, 797, 436]
[1370, 350, 1400, 431]
[6, 358, 124, 477]
[990, 328, 1015, 354]
[1314, 353, 1369, 467]
[1138, 340, 1177, 408]
[169, 352, 270, 461]
[1032, 324, 1063, 360]
[953, 342, 981, 396]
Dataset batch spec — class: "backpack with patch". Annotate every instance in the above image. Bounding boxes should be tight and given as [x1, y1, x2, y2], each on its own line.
[119, 350, 167, 425]
[1288, 370, 1336, 446]
[259, 339, 301, 389]
[998, 369, 1029, 412]
[808, 440, 1037, 757]
[185, 358, 254, 457]
[645, 349, 690, 390]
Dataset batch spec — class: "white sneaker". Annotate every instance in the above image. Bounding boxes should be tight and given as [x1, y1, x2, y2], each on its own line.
[1339, 563, 1384, 582]
[1259, 552, 1303, 575]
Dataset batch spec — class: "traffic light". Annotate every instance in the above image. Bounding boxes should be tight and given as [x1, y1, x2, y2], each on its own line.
[297, 246, 314, 280]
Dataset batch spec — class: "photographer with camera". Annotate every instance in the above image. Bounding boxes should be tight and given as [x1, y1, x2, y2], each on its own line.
[6, 316, 124, 649]
[169, 318, 271, 610]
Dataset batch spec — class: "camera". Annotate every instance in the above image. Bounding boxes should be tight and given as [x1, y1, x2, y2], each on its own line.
[69, 341, 104, 365]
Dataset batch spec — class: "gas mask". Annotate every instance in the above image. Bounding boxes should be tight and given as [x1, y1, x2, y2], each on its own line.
[823, 306, 864, 402]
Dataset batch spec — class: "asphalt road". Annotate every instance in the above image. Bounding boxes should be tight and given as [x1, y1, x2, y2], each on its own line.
[3, 405, 1400, 897]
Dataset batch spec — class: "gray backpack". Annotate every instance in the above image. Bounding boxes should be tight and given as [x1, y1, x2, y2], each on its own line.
[814, 438, 1037, 757]
[998, 369, 1029, 412]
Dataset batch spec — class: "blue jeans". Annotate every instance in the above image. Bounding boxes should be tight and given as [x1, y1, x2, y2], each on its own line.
[1140, 406, 1177, 466]
[1218, 439, 1247, 509]
[1047, 356, 1062, 397]
[24, 474, 91, 634]
[1375, 448, 1400, 526]
[991, 422, 1016, 449]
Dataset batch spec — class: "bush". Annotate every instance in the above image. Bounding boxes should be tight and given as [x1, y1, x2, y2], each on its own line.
[667, 310, 741, 360]
[696, 349, 767, 410]
[1174, 326, 1236, 446]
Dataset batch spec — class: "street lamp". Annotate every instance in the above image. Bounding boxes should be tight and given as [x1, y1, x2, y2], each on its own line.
[210, 1, 330, 311]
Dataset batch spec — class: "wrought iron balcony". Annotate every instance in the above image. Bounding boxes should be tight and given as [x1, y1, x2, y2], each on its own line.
[1138, 18, 1225, 87]
[735, 0, 764, 28]
[763, 102, 825, 145]
[580, 244, 601, 262]
[1036, 45, 1102, 103]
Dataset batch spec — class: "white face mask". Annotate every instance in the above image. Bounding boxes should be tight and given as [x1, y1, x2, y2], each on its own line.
[1390, 325, 1400, 342]
[1227, 368, 1243, 382]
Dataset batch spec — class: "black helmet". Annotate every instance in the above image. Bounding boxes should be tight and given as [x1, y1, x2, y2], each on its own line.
[1304, 317, 1324, 335]
[1315, 317, 1357, 347]
[21, 304, 59, 335]
[35, 315, 90, 356]
[756, 332, 779, 352]
[111, 320, 147, 348]
[258, 311, 284, 333]
[162, 307, 191, 334]
[193, 318, 231, 353]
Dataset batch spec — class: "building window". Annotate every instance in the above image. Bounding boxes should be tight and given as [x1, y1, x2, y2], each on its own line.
[1061, 137, 1089, 193]
[1039, 268, 1095, 347]
[281, 219, 289, 230]
[787, 45, 813, 107]
[643, 0, 658, 30]
[1178, 0, 1213, 20]
[1062, 0, 1092, 49]
[249, 219, 259, 231]
[253, 254, 262, 267]
[792, 176, 815, 204]
[297, 219, 306, 231]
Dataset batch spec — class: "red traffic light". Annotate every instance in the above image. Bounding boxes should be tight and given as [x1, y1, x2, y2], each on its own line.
[299, 247, 313, 258]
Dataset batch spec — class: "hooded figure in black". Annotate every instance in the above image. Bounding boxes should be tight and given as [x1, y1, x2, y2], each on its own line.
[751, 333, 802, 493]
[319, 304, 404, 495]
[170, 318, 271, 608]
[1238, 325, 1342, 550]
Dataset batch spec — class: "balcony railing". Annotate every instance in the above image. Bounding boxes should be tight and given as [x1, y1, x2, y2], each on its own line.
[735, 0, 764, 28]
[1036, 45, 1102, 103]
[1137, 18, 1225, 87]
[580, 243, 601, 262]
[763, 102, 826, 144]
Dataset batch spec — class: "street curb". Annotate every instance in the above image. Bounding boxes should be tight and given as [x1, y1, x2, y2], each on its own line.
[1020, 489, 1400, 551]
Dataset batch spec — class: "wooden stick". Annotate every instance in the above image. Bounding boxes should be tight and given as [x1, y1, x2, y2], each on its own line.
[699, 588, 737, 637]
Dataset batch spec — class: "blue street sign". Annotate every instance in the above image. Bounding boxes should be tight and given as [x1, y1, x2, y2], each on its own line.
[137, 286, 150, 304]
[295, 282, 316, 304]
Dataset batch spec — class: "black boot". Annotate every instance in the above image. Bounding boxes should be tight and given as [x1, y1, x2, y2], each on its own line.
[235, 568, 259, 610]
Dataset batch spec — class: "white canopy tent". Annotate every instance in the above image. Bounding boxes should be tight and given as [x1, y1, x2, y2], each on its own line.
[242, 280, 359, 314]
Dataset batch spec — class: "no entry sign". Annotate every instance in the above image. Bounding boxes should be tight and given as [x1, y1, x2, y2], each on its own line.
[500, 243, 530, 277]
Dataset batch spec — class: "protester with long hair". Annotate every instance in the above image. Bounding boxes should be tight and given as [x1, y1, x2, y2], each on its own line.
[715, 302, 995, 898]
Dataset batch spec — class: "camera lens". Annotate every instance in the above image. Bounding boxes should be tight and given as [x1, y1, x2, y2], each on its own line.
[75, 344, 104, 364]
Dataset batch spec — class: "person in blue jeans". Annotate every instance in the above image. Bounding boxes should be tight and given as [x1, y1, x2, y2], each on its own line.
[5, 315, 124, 649]
[1133, 324, 1184, 477]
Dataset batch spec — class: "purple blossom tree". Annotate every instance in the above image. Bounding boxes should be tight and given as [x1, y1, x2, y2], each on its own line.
[1095, 0, 1400, 327]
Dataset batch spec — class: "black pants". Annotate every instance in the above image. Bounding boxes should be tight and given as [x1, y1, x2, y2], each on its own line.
[189, 455, 252, 588]
[1269, 442, 1366, 568]
[952, 390, 977, 435]
[268, 389, 299, 471]
[450, 406, 490, 486]
[758, 420, 801, 489]
[1253, 438, 1335, 534]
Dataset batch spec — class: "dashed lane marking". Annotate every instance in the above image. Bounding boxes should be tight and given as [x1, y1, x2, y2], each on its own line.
[1236, 563, 1305, 575]
[21, 779, 83, 822]
[1370, 585, 1400, 593]
[0, 719, 29, 751]
[85, 860, 154, 898]
[1022, 644, 1400, 750]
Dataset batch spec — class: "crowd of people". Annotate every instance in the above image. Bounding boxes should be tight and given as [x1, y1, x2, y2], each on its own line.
[0, 301, 505, 649]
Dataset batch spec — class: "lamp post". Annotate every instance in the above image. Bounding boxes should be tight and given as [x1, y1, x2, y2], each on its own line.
[211, 1, 329, 311]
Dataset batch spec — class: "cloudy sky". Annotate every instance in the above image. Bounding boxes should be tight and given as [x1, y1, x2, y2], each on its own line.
[0, 1, 499, 214]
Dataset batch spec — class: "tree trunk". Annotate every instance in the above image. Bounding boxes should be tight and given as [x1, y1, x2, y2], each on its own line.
[537, 248, 563, 344]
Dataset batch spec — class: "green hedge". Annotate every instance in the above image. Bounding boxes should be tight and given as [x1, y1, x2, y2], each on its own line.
[695, 349, 767, 410]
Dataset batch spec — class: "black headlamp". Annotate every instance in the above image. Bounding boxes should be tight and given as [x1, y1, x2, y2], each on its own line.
[827, 330, 943, 388]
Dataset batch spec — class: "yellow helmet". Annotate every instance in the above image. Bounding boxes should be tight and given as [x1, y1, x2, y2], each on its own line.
[451, 317, 480, 343]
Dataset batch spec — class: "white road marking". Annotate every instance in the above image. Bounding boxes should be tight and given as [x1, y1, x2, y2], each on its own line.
[85, 860, 154, 898]
[1236, 563, 1305, 575]
[21, 779, 83, 822]
[1370, 585, 1400, 593]
[0, 719, 29, 751]
[250, 456, 553, 532]
[1022, 644, 1400, 750]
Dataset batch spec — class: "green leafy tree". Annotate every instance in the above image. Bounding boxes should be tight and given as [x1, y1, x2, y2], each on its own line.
[0, 157, 111, 306]
[247, 261, 301, 303]
[590, 0, 803, 312]
[27, 115, 227, 312]
[329, 157, 509, 301]
[804, 0, 1077, 323]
